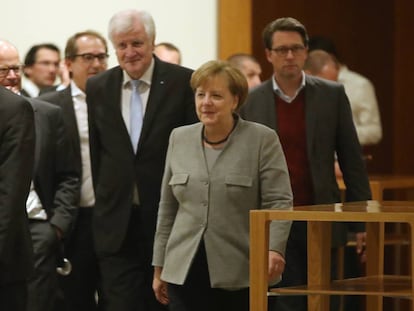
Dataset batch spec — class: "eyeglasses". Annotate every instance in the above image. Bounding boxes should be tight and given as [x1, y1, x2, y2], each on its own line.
[270, 45, 306, 57]
[0, 65, 24, 77]
[73, 53, 109, 63]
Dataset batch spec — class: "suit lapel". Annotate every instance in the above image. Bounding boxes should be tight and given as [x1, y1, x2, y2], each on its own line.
[104, 67, 133, 152]
[30, 101, 42, 175]
[61, 87, 81, 160]
[137, 58, 166, 150]
[263, 80, 278, 130]
[304, 75, 319, 159]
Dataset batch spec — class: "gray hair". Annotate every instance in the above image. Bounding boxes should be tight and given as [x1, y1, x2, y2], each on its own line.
[108, 9, 156, 44]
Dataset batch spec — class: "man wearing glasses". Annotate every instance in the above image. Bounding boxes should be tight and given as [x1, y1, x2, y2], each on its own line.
[39, 30, 108, 311]
[0, 85, 34, 311]
[240, 17, 371, 311]
[0, 39, 79, 311]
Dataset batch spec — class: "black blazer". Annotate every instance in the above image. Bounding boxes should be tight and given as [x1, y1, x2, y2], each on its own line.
[0, 87, 35, 284]
[240, 76, 372, 244]
[39, 86, 82, 179]
[86, 57, 197, 254]
[29, 98, 80, 235]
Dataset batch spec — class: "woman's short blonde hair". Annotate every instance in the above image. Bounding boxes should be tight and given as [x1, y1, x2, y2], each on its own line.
[190, 60, 248, 110]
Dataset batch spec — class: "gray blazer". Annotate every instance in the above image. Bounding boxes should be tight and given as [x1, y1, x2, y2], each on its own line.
[152, 118, 293, 288]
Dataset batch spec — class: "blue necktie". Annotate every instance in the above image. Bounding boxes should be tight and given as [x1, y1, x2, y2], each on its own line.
[130, 80, 143, 153]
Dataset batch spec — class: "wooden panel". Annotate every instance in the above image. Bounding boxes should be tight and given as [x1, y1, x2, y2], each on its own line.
[218, 0, 252, 60]
[308, 221, 331, 310]
[393, 0, 414, 175]
[249, 211, 269, 311]
[271, 275, 412, 297]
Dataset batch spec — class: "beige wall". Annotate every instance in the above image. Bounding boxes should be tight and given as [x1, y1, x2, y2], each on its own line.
[2, 0, 217, 70]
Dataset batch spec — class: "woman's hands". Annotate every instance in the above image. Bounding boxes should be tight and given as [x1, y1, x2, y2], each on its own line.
[153, 266, 169, 305]
[268, 251, 286, 285]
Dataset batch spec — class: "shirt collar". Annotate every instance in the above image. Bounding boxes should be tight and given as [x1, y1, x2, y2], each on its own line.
[123, 57, 155, 89]
[22, 79, 40, 97]
[70, 80, 85, 98]
[272, 71, 306, 103]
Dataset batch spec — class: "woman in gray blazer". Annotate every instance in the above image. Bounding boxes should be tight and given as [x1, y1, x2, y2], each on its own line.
[152, 60, 293, 311]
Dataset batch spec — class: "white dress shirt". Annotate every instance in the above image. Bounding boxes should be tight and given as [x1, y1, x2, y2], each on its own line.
[27, 181, 47, 220]
[338, 65, 382, 145]
[71, 81, 95, 207]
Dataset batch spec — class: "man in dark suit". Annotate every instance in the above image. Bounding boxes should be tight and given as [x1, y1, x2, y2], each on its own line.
[240, 17, 371, 311]
[86, 9, 197, 311]
[40, 30, 109, 311]
[0, 85, 35, 311]
[0, 39, 80, 311]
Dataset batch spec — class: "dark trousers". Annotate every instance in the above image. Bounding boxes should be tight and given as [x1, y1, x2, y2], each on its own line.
[97, 208, 167, 311]
[57, 208, 102, 311]
[167, 242, 249, 311]
[27, 220, 59, 311]
[0, 281, 28, 311]
[269, 221, 339, 311]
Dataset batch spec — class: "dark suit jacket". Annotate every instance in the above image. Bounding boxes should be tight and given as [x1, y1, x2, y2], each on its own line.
[240, 75, 372, 244]
[29, 98, 79, 235]
[0, 86, 35, 284]
[39, 86, 82, 179]
[86, 57, 198, 254]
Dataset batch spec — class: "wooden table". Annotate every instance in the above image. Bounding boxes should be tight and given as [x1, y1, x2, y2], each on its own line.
[249, 201, 414, 311]
[338, 174, 414, 309]
[337, 174, 414, 201]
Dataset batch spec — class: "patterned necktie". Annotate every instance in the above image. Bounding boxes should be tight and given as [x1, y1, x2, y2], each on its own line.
[130, 80, 143, 153]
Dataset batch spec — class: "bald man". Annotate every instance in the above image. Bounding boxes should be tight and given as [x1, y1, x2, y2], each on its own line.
[0, 39, 79, 311]
[304, 49, 340, 81]
[227, 53, 262, 89]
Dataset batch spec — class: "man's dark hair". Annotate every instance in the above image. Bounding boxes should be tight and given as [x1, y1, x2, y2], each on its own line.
[262, 17, 309, 50]
[308, 36, 339, 60]
[24, 43, 60, 67]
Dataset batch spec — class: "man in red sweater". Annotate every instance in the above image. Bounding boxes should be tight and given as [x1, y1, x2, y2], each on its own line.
[240, 17, 371, 311]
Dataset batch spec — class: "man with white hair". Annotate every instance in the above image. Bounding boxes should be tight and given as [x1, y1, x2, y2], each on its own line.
[86, 9, 197, 311]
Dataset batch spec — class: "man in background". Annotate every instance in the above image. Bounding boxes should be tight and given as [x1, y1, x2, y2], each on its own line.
[227, 53, 262, 89]
[40, 29, 109, 311]
[154, 42, 181, 65]
[0, 85, 35, 311]
[0, 39, 79, 311]
[304, 49, 340, 81]
[21, 43, 64, 97]
[309, 36, 382, 146]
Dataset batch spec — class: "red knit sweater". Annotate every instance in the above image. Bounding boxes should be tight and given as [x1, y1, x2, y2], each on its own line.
[276, 91, 314, 206]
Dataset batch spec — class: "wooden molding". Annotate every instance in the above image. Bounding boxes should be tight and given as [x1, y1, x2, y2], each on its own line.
[218, 0, 252, 60]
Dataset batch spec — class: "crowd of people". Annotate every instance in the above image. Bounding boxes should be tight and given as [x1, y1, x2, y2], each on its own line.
[0, 8, 380, 311]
